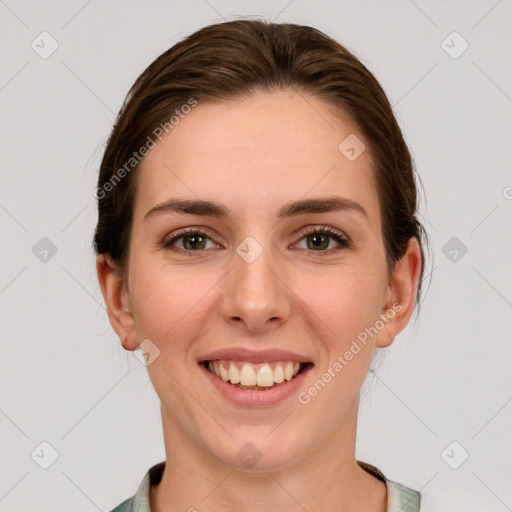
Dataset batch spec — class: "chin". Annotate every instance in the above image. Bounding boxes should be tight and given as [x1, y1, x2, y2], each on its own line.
[208, 427, 306, 473]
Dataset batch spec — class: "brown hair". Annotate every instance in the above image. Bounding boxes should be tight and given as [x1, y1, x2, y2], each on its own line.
[94, 18, 431, 314]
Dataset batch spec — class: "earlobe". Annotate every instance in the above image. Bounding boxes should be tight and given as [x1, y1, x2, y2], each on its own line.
[375, 237, 422, 349]
[96, 254, 139, 351]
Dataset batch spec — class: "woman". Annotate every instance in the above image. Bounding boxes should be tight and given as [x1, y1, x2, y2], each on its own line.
[95, 18, 429, 511]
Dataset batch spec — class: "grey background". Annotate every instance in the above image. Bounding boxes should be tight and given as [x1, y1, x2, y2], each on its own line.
[1, 0, 511, 510]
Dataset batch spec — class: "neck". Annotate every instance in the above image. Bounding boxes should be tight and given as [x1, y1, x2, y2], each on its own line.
[150, 399, 387, 512]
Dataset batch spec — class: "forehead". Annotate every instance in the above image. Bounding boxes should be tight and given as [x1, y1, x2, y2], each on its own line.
[134, 90, 379, 224]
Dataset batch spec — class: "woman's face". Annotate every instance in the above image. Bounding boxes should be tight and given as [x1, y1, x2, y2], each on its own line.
[101, 89, 419, 471]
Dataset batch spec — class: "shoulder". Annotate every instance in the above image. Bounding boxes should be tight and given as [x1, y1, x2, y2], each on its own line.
[419, 489, 504, 512]
[386, 479, 420, 511]
[357, 460, 501, 512]
[107, 461, 166, 512]
[357, 460, 420, 512]
[108, 497, 134, 512]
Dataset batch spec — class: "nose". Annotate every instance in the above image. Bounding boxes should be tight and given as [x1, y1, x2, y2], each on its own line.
[219, 241, 292, 333]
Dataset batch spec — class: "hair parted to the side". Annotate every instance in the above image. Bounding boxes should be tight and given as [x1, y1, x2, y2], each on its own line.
[93, 17, 432, 317]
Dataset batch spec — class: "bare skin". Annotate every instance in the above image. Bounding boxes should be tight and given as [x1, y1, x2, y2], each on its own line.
[97, 89, 421, 512]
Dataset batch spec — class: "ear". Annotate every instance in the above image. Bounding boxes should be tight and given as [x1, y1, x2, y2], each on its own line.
[375, 237, 423, 348]
[96, 254, 140, 351]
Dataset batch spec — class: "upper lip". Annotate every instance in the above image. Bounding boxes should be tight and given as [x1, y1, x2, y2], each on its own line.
[198, 347, 312, 364]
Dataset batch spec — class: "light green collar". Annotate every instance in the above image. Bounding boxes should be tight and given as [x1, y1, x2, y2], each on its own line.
[110, 460, 420, 512]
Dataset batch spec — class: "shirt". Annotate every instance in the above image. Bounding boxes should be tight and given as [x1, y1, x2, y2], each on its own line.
[109, 460, 421, 511]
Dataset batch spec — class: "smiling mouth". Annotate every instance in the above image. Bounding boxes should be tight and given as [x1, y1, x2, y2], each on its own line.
[202, 360, 311, 390]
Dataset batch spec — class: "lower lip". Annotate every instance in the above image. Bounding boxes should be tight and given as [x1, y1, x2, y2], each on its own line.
[199, 362, 313, 407]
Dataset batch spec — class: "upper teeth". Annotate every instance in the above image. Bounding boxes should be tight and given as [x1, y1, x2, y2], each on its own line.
[207, 360, 301, 387]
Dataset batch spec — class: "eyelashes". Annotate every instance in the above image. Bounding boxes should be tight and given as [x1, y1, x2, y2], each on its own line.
[162, 225, 352, 257]
[162, 227, 218, 255]
[295, 225, 352, 252]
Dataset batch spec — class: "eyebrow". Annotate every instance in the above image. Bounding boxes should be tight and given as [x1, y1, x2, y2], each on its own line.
[143, 196, 370, 224]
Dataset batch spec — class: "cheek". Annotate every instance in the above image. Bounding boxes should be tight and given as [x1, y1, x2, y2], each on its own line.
[129, 264, 179, 339]
[295, 266, 381, 339]
[129, 263, 215, 344]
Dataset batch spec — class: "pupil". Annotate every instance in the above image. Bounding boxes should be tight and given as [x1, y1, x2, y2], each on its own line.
[184, 235, 205, 250]
[308, 234, 328, 250]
